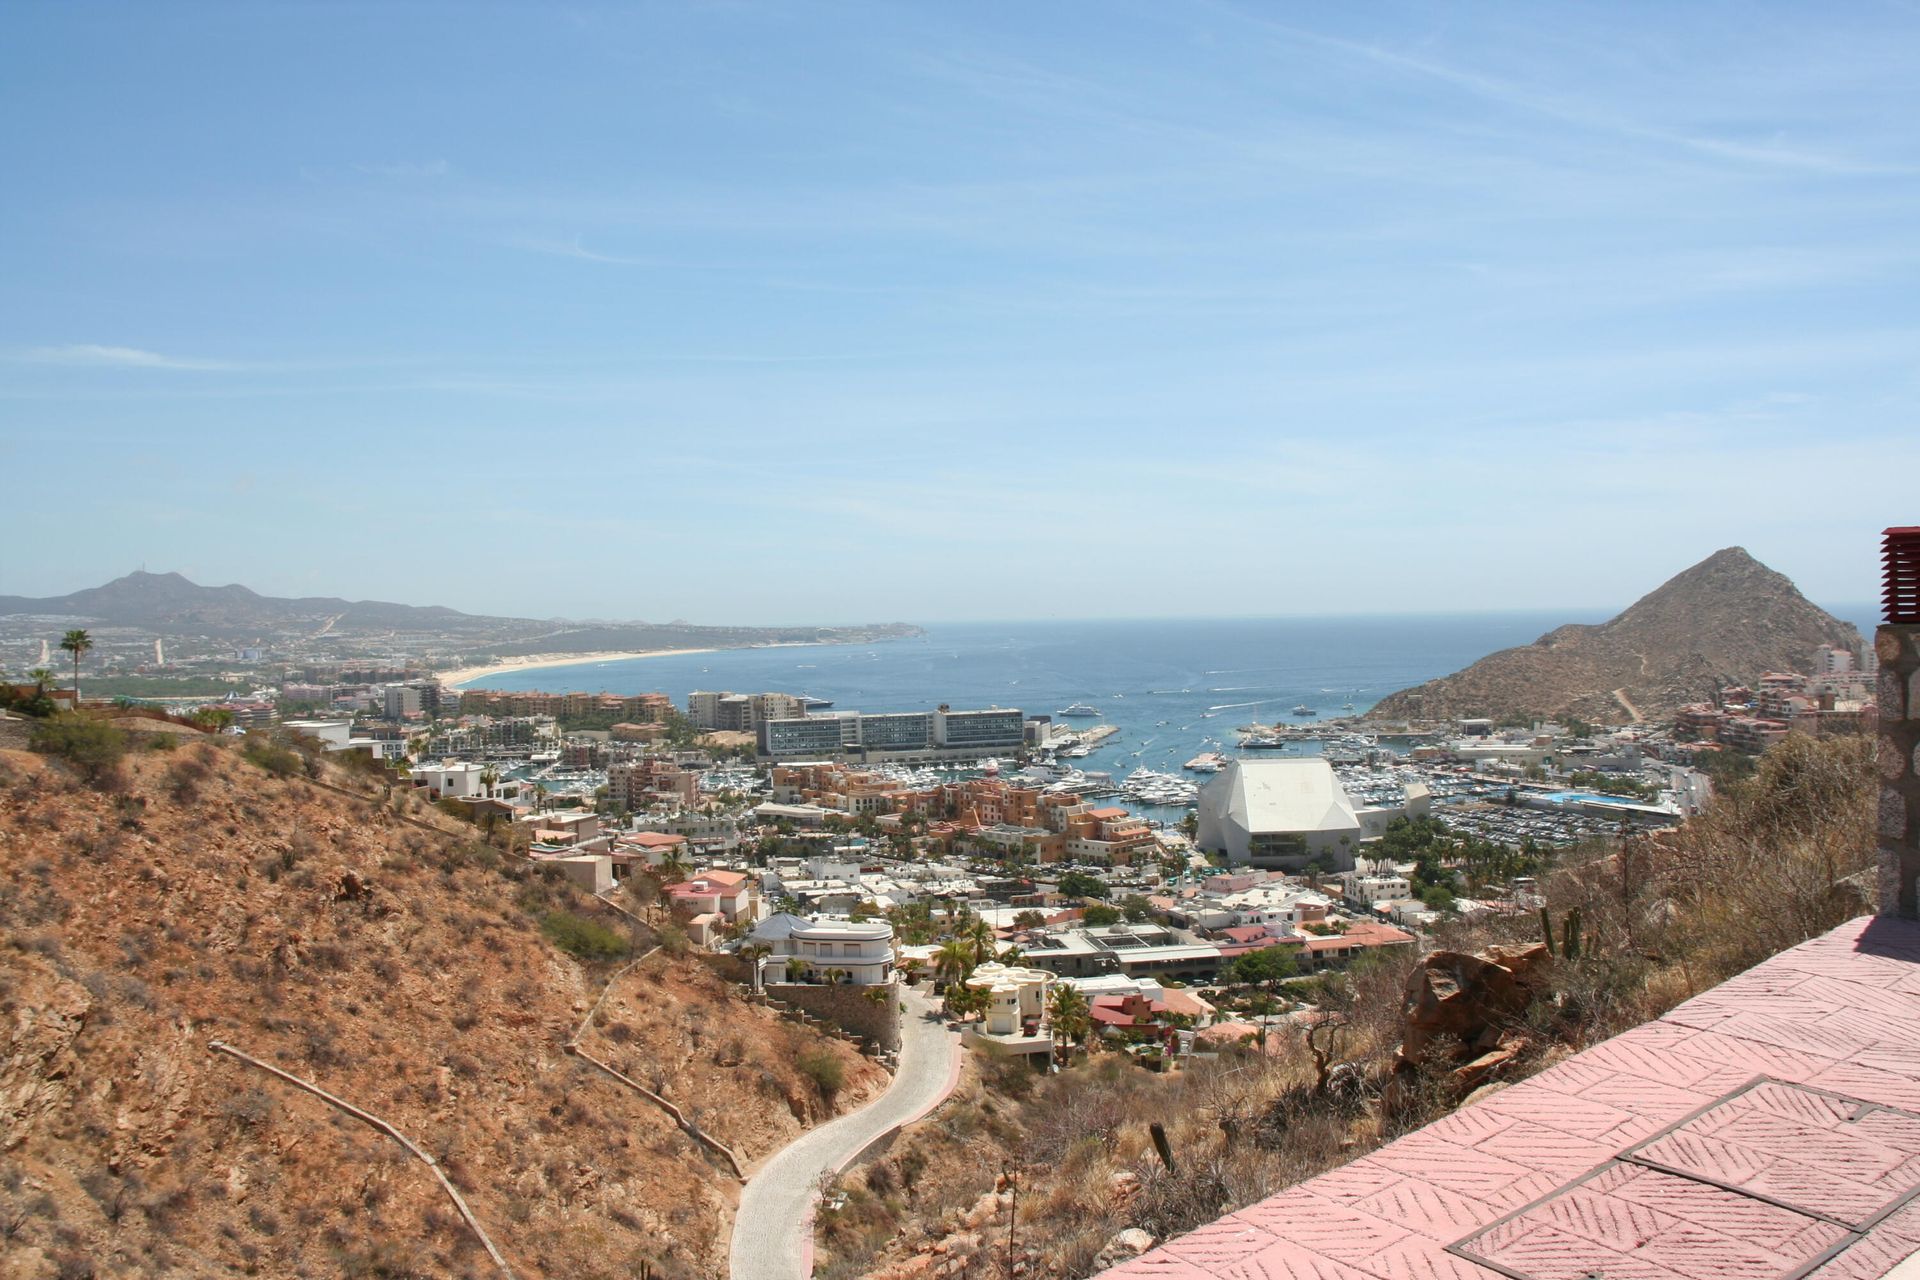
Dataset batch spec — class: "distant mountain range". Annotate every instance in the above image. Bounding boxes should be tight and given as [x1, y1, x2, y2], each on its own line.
[1365, 547, 1859, 724]
[0, 571, 923, 653]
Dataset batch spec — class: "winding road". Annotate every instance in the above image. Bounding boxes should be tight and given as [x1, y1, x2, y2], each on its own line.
[730, 985, 962, 1280]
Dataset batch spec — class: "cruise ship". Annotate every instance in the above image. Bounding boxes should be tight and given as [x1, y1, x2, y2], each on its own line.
[1056, 703, 1099, 717]
[1293, 704, 1317, 717]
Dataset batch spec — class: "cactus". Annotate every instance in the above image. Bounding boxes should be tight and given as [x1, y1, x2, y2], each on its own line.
[1563, 907, 1583, 961]
[1539, 907, 1557, 957]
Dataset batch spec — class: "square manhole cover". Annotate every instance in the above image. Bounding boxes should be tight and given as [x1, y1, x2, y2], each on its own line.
[1451, 1079, 1920, 1280]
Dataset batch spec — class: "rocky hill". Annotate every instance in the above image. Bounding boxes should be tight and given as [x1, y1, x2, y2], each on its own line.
[0, 569, 922, 650]
[1365, 547, 1859, 724]
[0, 739, 883, 1278]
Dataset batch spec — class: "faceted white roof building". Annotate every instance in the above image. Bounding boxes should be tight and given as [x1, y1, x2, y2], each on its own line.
[1195, 758, 1363, 870]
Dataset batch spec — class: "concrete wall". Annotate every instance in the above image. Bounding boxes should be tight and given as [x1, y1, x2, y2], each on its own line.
[766, 980, 902, 1053]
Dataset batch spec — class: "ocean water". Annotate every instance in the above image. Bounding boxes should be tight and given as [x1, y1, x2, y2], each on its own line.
[465, 613, 1610, 778]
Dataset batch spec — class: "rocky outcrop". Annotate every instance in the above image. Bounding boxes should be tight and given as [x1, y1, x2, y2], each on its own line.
[1367, 547, 1860, 723]
[1396, 943, 1551, 1090]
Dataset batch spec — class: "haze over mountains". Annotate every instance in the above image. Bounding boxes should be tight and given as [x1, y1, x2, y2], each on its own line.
[0, 571, 922, 655]
[1366, 548, 1861, 724]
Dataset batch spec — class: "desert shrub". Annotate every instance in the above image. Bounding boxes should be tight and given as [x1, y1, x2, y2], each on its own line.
[241, 734, 301, 778]
[540, 910, 627, 962]
[796, 1047, 846, 1101]
[29, 717, 126, 785]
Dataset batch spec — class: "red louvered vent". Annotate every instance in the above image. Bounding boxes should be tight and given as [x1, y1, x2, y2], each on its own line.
[1886, 527, 1920, 624]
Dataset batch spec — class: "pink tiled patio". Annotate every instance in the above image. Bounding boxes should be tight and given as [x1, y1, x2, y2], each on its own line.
[1101, 914, 1920, 1280]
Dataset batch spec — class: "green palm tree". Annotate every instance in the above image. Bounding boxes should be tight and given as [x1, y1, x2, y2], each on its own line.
[59, 630, 92, 702]
[963, 916, 996, 966]
[1048, 984, 1091, 1059]
[934, 938, 974, 990]
[25, 667, 56, 693]
[657, 847, 691, 882]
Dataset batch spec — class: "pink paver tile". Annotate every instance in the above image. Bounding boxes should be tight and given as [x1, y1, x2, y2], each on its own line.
[1227, 1193, 1410, 1265]
[1855, 1043, 1920, 1080]
[1637, 1126, 1781, 1184]
[1477, 1168, 1573, 1216]
[1472, 1087, 1637, 1141]
[1810, 1062, 1920, 1112]
[1351, 1176, 1497, 1241]
[1707, 1011, 1867, 1060]
[1421, 1102, 1517, 1149]
[1470, 1119, 1618, 1179]
[1538, 1068, 1713, 1121]
[1635, 1216, 1833, 1280]
[1518, 1179, 1681, 1251]
[1160, 1216, 1277, 1267]
[1365, 1132, 1537, 1201]
[1096, 918, 1920, 1280]
[1105, 1255, 1224, 1280]
[1572, 1036, 1731, 1091]
[1359, 1236, 1496, 1279]
[1602, 1164, 1830, 1252]
[1804, 1234, 1920, 1280]
[1215, 1239, 1381, 1280]
[1296, 1160, 1404, 1206]
[1470, 1220, 1690, 1280]
[1791, 973, 1920, 1018]
[1739, 1155, 1897, 1223]
[1820, 1005, 1920, 1049]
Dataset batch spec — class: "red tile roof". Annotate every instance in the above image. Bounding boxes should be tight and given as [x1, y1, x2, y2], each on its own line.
[1099, 915, 1920, 1280]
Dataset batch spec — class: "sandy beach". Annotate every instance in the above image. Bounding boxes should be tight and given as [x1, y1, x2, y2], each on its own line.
[434, 648, 715, 689]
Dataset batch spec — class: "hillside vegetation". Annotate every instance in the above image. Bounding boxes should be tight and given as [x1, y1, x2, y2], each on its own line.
[1366, 547, 1859, 723]
[0, 730, 882, 1279]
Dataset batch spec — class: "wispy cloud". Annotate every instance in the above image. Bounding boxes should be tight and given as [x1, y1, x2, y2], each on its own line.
[1237, 13, 1915, 177]
[16, 344, 240, 371]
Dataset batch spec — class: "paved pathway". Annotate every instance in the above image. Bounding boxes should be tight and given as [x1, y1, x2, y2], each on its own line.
[730, 986, 962, 1280]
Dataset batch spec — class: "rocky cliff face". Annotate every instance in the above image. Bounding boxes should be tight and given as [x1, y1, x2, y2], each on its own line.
[1366, 547, 1859, 723]
[0, 744, 880, 1279]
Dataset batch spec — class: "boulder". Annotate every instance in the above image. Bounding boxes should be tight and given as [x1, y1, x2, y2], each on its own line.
[1091, 1229, 1157, 1271]
[1399, 950, 1530, 1063]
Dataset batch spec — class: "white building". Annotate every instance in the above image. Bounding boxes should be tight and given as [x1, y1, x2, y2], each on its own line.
[1195, 759, 1364, 871]
[961, 961, 1055, 1063]
[754, 916, 896, 985]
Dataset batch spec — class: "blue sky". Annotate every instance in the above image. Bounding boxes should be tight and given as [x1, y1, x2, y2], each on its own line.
[2, 2, 1915, 623]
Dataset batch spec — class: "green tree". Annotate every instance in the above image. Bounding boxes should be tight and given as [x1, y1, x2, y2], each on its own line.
[656, 847, 691, 883]
[1081, 903, 1121, 927]
[1047, 984, 1091, 1061]
[59, 630, 93, 702]
[962, 915, 997, 965]
[1119, 894, 1154, 923]
[189, 706, 234, 733]
[934, 938, 974, 989]
[1011, 909, 1046, 929]
[1228, 944, 1301, 986]
[1056, 871, 1108, 899]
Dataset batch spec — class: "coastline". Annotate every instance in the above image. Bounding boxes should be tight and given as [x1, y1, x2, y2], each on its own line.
[434, 648, 717, 689]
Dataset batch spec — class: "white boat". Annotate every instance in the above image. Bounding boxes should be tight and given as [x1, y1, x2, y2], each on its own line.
[1057, 703, 1099, 717]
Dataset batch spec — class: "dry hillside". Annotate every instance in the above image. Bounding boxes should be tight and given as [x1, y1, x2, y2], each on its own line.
[0, 737, 882, 1279]
[1366, 547, 1858, 723]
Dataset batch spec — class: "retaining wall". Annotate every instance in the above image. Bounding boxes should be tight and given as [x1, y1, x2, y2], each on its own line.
[765, 980, 902, 1053]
